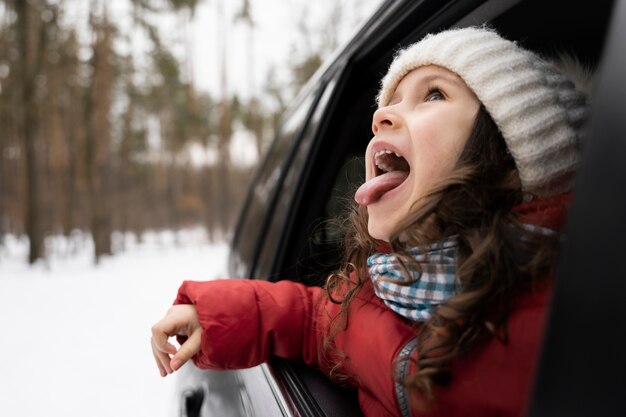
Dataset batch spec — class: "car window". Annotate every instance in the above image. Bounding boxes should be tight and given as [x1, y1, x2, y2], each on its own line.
[254, 76, 342, 283]
[229, 92, 318, 278]
[271, 73, 378, 287]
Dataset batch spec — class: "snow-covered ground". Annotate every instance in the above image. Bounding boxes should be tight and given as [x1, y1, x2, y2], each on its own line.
[0, 229, 228, 417]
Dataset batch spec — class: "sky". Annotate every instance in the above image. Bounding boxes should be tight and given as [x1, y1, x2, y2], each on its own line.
[187, 0, 385, 98]
[58, 0, 384, 100]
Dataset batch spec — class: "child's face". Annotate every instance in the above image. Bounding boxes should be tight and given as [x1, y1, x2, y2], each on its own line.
[356, 65, 480, 241]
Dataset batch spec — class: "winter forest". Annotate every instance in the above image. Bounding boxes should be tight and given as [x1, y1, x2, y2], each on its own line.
[0, 0, 379, 265]
[0, 2, 380, 416]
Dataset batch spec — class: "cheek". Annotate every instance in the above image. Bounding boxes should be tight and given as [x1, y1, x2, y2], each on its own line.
[408, 122, 471, 193]
[428, 118, 474, 167]
[411, 125, 461, 173]
[364, 142, 375, 179]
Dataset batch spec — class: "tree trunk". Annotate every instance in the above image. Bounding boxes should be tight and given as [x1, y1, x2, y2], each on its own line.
[60, 31, 82, 238]
[0, 117, 4, 244]
[16, 0, 45, 263]
[217, 97, 232, 232]
[216, 0, 233, 233]
[84, 5, 114, 263]
[63, 103, 79, 237]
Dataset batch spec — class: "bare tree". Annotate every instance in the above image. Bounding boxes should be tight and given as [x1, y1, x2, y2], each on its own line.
[58, 30, 83, 238]
[0, 0, 328, 261]
[84, 1, 115, 262]
[14, 0, 46, 263]
[235, 0, 266, 158]
[215, 0, 233, 232]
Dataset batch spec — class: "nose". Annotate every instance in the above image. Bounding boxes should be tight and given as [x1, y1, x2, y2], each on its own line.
[372, 106, 397, 135]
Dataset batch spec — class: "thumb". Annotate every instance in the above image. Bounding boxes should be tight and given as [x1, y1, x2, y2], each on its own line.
[171, 327, 202, 371]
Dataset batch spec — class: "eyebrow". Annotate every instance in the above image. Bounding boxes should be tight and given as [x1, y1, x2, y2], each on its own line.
[387, 71, 464, 104]
[418, 72, 464, 87]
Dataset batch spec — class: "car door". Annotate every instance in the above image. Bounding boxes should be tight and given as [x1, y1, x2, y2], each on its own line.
[527, 1, 626, 416]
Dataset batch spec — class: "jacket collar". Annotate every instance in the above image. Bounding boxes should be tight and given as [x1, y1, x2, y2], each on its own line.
[513, 193, 572, 232]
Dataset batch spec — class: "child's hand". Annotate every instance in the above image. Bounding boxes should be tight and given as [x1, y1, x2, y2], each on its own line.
[151, 304, 202, 377]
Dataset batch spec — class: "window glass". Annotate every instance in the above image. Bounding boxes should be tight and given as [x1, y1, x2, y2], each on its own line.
[254, 79, 337, 279]
[229, 93, 317, 278]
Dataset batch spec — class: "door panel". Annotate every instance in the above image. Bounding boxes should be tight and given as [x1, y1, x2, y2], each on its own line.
[528, 1, 626, 416]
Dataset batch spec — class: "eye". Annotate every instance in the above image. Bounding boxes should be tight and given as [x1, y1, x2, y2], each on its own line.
[425, 88, 444, 102]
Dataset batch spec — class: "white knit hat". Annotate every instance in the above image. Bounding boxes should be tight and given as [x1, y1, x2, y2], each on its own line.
[377, 26, 589, 198]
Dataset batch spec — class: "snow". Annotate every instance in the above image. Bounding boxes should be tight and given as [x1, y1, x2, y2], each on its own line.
[0, 229, 228, 417]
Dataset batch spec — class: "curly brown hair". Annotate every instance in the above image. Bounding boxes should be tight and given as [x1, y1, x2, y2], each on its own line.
[323, 106, 561, 407]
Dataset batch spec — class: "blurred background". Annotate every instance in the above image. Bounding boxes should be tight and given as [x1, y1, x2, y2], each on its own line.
[0, 0, 381, 416]
[0, 0, 381, 264]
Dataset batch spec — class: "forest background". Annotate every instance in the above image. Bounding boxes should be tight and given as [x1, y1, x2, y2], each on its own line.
[0, 0, 381, 265]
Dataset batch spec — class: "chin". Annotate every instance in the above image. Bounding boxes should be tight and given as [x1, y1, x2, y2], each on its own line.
[367, 219, 391, 243]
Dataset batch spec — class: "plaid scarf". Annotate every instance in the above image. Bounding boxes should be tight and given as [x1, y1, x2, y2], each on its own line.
[368, 224, 557, 322]
[368, 238, 460, 322]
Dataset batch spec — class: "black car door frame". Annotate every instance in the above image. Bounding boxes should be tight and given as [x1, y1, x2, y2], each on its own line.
[528, 1, 626, 415]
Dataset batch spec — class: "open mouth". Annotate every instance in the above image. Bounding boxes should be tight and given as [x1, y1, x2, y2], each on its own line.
[354, 148, 411, 206]
[374, 149, 410, 177]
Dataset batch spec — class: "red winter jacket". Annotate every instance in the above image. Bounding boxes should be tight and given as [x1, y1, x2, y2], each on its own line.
[174, 194, 570, 417]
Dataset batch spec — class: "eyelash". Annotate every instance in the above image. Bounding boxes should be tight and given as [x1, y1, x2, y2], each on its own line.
[425, 87, 444, 102]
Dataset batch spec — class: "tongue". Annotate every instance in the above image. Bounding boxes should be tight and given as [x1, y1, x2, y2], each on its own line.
[355, 171, 409, 206]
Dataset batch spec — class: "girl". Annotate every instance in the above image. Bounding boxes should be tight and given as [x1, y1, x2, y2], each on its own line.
[151, 27, 589, 417]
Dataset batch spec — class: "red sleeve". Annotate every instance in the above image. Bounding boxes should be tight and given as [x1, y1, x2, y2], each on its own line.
[174, 279, 325, 370]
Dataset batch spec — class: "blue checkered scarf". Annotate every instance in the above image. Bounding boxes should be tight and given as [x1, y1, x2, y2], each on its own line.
[368, 238, 460, 322]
